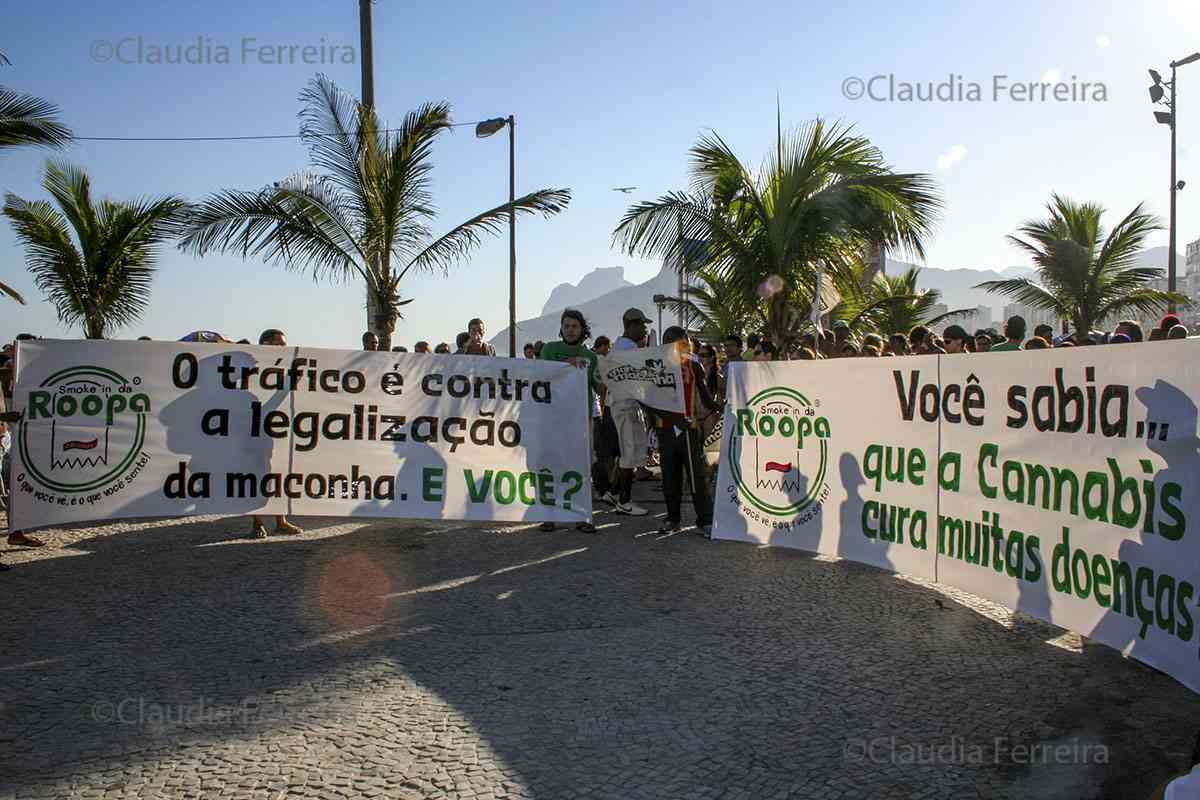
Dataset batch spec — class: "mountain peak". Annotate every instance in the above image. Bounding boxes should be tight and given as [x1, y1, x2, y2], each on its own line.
[540, 266, 633, 316]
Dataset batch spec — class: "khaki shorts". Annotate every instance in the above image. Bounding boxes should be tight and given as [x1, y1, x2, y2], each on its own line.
[613, 404, 648, 469]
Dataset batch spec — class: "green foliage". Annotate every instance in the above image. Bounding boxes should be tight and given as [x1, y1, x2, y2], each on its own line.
[976, 194, 1187, 335]
[3, 162, 187, 337]
[613, 117, 940, 349]
[180, 75, 570, 349]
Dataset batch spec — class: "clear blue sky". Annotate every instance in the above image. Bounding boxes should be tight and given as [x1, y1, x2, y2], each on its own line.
[2, 0, 1197, 348]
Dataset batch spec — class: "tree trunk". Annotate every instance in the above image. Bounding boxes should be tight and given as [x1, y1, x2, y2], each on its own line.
[373, 310, 396, 351]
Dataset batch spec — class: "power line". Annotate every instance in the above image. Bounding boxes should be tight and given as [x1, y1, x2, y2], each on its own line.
[69, 121, 485, 143]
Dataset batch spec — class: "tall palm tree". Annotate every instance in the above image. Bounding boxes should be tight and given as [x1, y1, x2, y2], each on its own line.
[613, 117, 940, 349]
[180, 75, 570, 349]
[976, 195, 1186, 335]
[3, 162, 187, 338]
[0, 51, 72, 152]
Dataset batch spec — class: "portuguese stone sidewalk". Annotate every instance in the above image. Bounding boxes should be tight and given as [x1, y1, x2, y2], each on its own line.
[0, 483, 1196, 800]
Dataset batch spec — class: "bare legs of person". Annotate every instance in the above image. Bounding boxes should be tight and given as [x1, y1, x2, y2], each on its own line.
[249, 515, 302, 538]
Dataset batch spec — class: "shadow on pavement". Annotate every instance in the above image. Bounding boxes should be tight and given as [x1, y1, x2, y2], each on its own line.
[0, 492, 1197, 800]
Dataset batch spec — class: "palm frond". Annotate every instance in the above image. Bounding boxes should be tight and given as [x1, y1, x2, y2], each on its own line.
[401, 188, 570, 278]
[179, 176, 366, 283]
[0, 278, 26, 304]
[0, 86, 72, 150]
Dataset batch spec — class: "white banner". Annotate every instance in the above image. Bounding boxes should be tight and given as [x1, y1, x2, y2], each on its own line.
[714, 343, 1200, 694]
[9, 340, 593, 529]
[597, 343, 684, 413]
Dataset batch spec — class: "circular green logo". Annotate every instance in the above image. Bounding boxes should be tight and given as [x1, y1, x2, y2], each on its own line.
[17, 365, 150, 494]
[727, 386, 831, 516]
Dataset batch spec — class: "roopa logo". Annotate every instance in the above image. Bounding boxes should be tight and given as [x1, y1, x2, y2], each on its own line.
[728, 387, 831, 516]
[17, 366, 150, 494]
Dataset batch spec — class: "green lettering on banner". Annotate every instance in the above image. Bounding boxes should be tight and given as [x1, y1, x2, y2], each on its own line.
[464, 469, 491, 502]
[493, 471, 516, 505]
[938, 451, 961, 492]
[978, 443, 998, 499]
[422, 467, 445, 501]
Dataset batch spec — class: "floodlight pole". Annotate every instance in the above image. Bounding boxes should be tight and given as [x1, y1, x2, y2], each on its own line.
[1169, 62, 1177, 311]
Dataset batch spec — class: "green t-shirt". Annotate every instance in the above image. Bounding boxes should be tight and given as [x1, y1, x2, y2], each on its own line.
[539, 340, 600, 409]
[990, 341, 1022, 352]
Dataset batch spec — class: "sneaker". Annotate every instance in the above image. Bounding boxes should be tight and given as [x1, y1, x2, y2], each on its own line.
[576, 522, 598, 533]
[540, 521, 557, 532]
[249, 521, 269, 540]
[614, 502, 648, 517]
[599, 491, 619, 507]
[698, 525, 713, 539]
[657, 521, 682, 534]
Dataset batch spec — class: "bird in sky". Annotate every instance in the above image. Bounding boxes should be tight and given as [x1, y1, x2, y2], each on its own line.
[613, 186, 637, 193]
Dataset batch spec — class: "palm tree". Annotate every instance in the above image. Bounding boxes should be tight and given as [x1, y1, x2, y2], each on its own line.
[976, 195, 1187, 336]
[841, 266, 974, 337]
[0, 51, 72, 152]
[2, 162, 187, 338]
[180, 75, 570, 349]
[613, 117, 940, 349]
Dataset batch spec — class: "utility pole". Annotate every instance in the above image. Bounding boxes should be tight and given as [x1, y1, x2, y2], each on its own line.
[1149, 53, 1200, 313]
[359, 0, 375, 110]
[1169, 60, 1178, 311]
[359, 0, 377, 337]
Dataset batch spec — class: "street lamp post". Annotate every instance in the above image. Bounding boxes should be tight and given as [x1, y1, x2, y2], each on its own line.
[476, 116, 517, 357]
[1149, 52, 1200, 311]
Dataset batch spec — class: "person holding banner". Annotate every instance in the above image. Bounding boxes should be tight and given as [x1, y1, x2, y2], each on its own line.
[650, 326, 720, 537]
[538, 309, 602, 533]
[248, 329, 304, 539]
[609, 309, 653, 517]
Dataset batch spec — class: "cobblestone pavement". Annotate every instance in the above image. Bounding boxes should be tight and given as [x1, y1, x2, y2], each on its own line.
[1, 483, 1197, 800]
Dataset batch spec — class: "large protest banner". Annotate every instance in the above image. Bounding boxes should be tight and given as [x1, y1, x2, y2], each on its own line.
[9, 340, 592, 529]
[714, 357, 940, 580]
[935, 343, 1200, 692]
[714, 343, 1200, 693]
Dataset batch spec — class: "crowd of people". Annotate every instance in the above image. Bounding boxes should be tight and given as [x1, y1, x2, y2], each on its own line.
[708, 313, 1193, 363]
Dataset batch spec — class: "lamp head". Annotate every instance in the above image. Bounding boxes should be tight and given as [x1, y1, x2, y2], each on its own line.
[1150, 68, 1164, 84]
[475, 118, 507, 138]
[1172, 53, 1200, 68]
[652, 294, 666, 304]
[1155, 110, 1174, 126]
[1150, 84, 1165, 103]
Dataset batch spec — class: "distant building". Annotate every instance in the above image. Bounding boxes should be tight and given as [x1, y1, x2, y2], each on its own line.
[1185, 238, 1200, 327]
[1001, 302, 1058, 334]
[972, 305, 994, 331]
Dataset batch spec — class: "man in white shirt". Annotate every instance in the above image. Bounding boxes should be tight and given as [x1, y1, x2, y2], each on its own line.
[607, 308, 652, 517]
